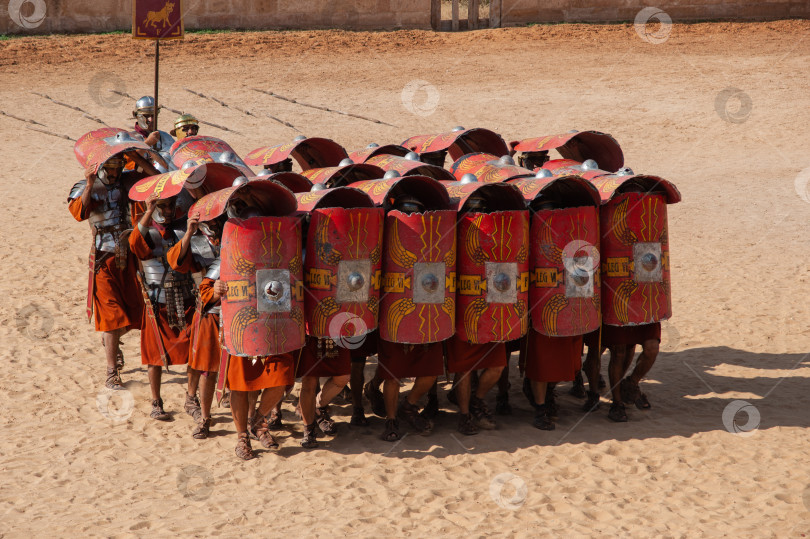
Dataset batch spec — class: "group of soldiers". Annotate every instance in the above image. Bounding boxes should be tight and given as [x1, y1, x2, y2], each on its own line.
[70, 96, 681, 460]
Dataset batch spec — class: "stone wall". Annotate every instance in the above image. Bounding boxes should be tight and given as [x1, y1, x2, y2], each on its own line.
[1, 0, 432, 35]
[496, 0, 810, 25]
[2, 0, 807, 35]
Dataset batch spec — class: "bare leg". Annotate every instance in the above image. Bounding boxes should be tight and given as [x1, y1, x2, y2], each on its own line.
[316, 375, 350, 408]
[630, 340, 659, 383]
[583, 346, 604, 393]
[231, 390, 249, 435]
[530, 380, 548, 406]
[455, 372, 472, 414]
[187, 367, 202, 398]
[299, 376, 319, 426]
[148, 365, 162, 401]
[474, 367, 503, 400]
[247, 390, 260, 422]
[407, 376, 438, 406]
[102, 330, 121, 370]
[256, 386, 286, 418]
[383, 378, 400, 420]
[201, 372, 216, 420]
[608, 346, 628, 403]
[350, 359, 365, 409]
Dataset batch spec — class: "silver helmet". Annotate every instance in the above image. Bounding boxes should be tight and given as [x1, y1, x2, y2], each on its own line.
[459, 173, 478, 184]
[404, 152, 421, 162]
[231, 176, 249, 187]
[366, 142, 380, 148]
[535, 169, 553, 179]
[293, 135, 307, 142]
[452, 126, 465, 132]
[383, 170, 401, 180]
[581, 159, 599, 171]
[339, 158, 354, 167]
[132, 96, 156, 130]
[257, 169, 273, 177]
[499, 155, 515, 166]
[617, 166, 635, 176]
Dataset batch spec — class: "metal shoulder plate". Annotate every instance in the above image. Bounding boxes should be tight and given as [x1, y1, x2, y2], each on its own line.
[154, 131, 176, 153]
[204, 258, 221, 280]
[69, 179, 87, 200]
[191, 235, 218, 267]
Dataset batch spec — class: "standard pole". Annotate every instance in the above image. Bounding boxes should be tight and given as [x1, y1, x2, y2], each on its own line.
[153, 39, 160, 132]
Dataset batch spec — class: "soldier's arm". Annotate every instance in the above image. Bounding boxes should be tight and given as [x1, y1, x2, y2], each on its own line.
[129, 193, 159, 260]
[171, 215, 199, 270]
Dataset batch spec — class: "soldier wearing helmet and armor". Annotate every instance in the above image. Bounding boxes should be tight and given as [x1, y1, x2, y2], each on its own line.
[170, 114, 200, 140]
[128, 186, 196, 420]
[68, 154, 145, 390]
[132, 96, 176, 164]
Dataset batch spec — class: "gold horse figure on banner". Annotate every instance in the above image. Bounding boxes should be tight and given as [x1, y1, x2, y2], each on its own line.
[146, 1, 175, 30]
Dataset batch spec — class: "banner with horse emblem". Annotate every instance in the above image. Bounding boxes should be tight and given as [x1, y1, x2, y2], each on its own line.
[133, 0, 184, 40]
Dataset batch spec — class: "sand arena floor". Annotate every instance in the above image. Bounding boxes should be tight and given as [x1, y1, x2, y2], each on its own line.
[1, 21, 810, 537]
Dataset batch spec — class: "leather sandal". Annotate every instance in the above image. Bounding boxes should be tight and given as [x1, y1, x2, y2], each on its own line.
[184, 393, 202, 423]
[235, 432, 255, 460]
[397, 399, 432, 434]
[301, 422, 319, 448]
[150, 398, 170, 421]
[192, 417, 211, 439]
[105, 368, 124, 390]
[249, 414, 279, 450]
[315, 406, 337, 435]
[381, 418, 401, 442]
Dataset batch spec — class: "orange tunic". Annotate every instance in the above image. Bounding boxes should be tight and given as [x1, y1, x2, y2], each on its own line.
[227, 354, 296, 392]
[165, 242, 225, 373]
[377, 339, 444, 380]
[69, 197, 143, 332]
[129, 226, 195, 366]
[524, 330, 583, 383]
[446, 337, 507, 374]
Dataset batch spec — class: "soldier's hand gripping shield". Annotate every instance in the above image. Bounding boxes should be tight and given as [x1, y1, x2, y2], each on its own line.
[509, 176, 603, 337]
[448, 182, 530, 344]
[218, 181, 305, 356]
[589, 173, 681, 326]
[351, 176, 456, 344]
[302, 188, 384, 345]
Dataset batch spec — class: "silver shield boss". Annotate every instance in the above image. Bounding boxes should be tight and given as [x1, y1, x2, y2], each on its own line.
[486, 262, 518, 304]
[564, 255, 594, 298]
[256, 269, 291, 313]
[634, 242, 662, 282]
[336, 259, 371, 303]
[413, 262, 445, 304]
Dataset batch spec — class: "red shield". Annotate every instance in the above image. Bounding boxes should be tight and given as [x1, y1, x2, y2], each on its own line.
[379, 210, 457, 343]
[600, 192, 672, 326]
[349, 176, 450, 209]
[300, 164, 383, 188]
[456, 210, 530, 343]
[170, 136, 253, 177]
[244, 137, 347, 170]
[402, 128, 509, 161]
[220, 216, 305, 356]
[529, 206, 601, 336]
[542, 159, 612, 180]
[348, 144, 409, 164]
[304, 207, 384, 339]
[366, 154, 456, 183]
[511, 131, 624, 173]
[74, 127, 152, 170]
[450, 153, 535, 183]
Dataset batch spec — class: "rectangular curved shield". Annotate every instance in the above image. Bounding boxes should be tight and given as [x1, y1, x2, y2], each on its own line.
[220, 216, 305, 356]
[379, 210, 457, 344]
[304, 207, 384, 339]
[600, 192, 671, 326]
[456, 210, 530, 344]
[530, 206, 601, 337]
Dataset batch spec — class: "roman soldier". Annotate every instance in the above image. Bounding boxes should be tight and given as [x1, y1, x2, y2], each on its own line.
[588, 170, 681, 421]
[444, 182, 530, 434]
[69, 128, 158, 390]
[192, 178, 302, 459]
[128, 172, 198, 420]
[295, 186, 381, 447]
[508, 174, 602, 430]
[131, 96, 175, 168]
[350, 174, 455, 441]
[170, 113, 200, 140]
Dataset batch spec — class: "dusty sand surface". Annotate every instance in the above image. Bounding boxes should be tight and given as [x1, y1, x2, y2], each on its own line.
[2, 21, 810, 537]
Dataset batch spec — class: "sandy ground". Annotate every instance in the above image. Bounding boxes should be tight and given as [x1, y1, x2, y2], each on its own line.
[2, 21, 810, 537]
